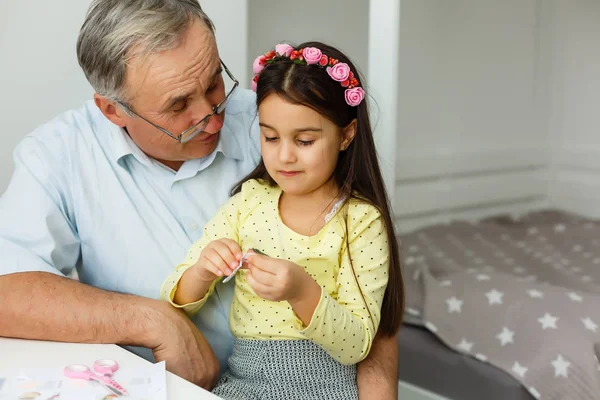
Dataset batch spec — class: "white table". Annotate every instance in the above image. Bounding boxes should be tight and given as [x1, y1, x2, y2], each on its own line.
[0, 337, 221, 399]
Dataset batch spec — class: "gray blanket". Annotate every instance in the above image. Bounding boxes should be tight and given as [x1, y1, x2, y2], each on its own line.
[400, 210, 600, 400]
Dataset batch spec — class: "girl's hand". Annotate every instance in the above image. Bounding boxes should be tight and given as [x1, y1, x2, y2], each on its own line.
[244, 253, 317, 303]
[192, 238, 243, 283]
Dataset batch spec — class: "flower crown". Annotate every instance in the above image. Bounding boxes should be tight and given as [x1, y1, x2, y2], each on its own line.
[252, 43, 366, 107]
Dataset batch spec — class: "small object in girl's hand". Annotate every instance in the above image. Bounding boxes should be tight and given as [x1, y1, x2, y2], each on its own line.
[222, 249, 269, 283]
[222, 256, 246, 283]
[251, 248, 269, 256]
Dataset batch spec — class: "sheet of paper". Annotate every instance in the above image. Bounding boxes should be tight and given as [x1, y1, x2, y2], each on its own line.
[0, 361, 166, 400]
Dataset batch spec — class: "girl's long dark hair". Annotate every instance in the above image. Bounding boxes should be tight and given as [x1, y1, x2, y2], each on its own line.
[232, 41, 404, 336]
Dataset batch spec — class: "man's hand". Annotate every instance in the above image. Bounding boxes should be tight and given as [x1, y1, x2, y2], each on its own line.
[0, 273, 222, 389]
[146, 301, 220, 389]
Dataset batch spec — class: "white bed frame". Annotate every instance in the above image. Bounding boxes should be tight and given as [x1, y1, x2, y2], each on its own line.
[397, 381, 450, 400]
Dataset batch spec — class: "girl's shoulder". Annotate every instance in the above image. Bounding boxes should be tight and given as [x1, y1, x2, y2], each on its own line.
[345, 196, 383, 220]
[341, 197, 386, 242]
[236, 179, 280, 212]
[239, 178, 279, 196]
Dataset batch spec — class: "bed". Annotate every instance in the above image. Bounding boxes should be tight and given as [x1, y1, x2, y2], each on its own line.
[397, 209, 600, 399]
[398, 325, 531, 399]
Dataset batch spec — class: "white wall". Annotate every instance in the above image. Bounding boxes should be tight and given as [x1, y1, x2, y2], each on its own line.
[0, 0, 248, 194]
[394, 0, 549, 232]
[247, 0, 369, 78]
[4, 0, 597, 227]
[546, 0, 600, 217]
[0, 1, 94, 193]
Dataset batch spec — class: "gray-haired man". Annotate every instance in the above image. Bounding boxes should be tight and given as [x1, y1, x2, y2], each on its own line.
[0, 1, 399, 396]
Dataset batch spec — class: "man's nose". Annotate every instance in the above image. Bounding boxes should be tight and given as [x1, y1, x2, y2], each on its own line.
[190, 102, 223, 134]
[202, 111, 224, 134]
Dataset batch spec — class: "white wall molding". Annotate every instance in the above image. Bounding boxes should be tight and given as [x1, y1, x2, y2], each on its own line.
[553, 147, 600, 172]
[395, 169, 546, 216]
[396, 147, 548, 181]
[550, 147, 600, 218]
[394, 147, 548, 232]
[368, 0, 401, 204]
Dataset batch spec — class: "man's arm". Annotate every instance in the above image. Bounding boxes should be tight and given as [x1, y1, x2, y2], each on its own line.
[0, 272, 221, 389]
[357, 331, 399, 400]
[0, 136, 220, 388]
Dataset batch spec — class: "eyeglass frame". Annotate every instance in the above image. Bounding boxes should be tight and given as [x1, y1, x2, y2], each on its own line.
[116, 59, 239, 144]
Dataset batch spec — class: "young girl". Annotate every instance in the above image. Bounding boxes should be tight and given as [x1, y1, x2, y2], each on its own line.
[160, 41, 404, 400]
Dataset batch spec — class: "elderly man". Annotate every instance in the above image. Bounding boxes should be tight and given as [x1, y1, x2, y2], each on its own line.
[0, 0, 399, 397]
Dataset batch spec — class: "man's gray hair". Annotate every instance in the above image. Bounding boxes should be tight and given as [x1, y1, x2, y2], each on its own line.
[77, 0, 215, 102]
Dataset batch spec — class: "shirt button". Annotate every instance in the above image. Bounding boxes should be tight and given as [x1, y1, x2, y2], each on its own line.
[190, 223, 199, 231]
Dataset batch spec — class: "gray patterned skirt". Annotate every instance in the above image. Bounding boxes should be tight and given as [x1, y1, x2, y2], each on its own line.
[212, 338, 358, 400]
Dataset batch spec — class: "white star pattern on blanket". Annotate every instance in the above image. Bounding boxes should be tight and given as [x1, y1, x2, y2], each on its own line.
[582, 317, 598, 333]
[552, 355, 570, 378]
[554, 224, 566, 233]
[497, 327, 515, 346]
[528, 289, 544, 298]
[486, 289, 504, 305]
[538, 313, 558, 329]
[568, 292, 583, 302]
[401, 212, 600, 400]
[512, 362, 528, 378]
[446, 297, 463, 313]
[457, 338, 473, 352]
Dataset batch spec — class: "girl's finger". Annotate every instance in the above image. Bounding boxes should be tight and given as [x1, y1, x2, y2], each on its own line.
[247, 264, 274, 286]
[205, 250, 233, 275]
[245, 253, 278, 275]
[246, 269, 272, 296]
[220, 238, 244, 260]
[204, 258, 225, 277]
[211, 241, 239, 269]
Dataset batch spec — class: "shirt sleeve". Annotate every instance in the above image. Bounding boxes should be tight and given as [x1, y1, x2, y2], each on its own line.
[294, 203, 389, 365]
[0, 137, 80, 278]
[160, 191, 243, 315]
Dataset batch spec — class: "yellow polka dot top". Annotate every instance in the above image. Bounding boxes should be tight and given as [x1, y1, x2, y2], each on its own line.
[160, 179, 389, 365]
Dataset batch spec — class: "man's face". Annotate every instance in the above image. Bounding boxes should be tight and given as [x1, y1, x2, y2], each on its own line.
[121, 19, 225, 167]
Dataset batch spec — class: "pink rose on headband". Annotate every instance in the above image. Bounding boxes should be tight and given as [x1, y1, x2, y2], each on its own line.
[345, 87, 365, 107]
[327, 63, 350, 82]
[275, 43, 293, 57]
[302, 47, 322, 64]
[253, 55, 266, 74]
[251, 75, 259, 92]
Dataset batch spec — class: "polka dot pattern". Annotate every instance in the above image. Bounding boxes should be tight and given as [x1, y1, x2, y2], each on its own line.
[161, 179, 390, 364]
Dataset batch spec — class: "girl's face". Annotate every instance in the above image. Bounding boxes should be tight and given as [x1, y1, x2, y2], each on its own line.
[258, 94, 355, 197]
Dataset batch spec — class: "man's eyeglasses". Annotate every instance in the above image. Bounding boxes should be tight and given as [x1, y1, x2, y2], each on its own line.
[117, 59, 239, 144]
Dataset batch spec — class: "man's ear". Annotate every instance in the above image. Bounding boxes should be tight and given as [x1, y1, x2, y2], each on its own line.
[94, 93, 128, 128]
[340, 119, 357, 151]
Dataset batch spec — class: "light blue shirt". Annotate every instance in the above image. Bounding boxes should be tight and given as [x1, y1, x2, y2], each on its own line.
[0, 88, 261, 373]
